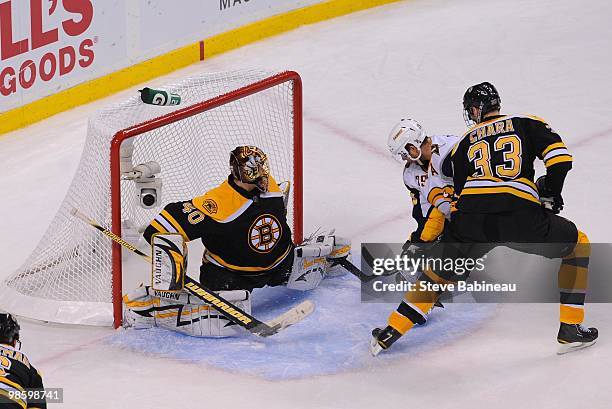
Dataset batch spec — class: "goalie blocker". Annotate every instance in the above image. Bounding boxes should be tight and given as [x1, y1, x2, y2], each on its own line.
[124, 232, 351, 337]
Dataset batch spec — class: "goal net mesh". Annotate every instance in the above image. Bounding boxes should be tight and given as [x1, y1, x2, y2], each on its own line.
[0, 70, 299, 326]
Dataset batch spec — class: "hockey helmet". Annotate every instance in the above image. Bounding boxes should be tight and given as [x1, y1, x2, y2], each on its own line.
[463, 82, 501, 125]
[0, 313, 20, 346]
[387, 118, 427, 162]
[230, 146, 270, 192]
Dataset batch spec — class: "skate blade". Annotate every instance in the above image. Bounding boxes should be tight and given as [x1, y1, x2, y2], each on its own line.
[557, 339, 597, 355]
[369, 338, 384, 357]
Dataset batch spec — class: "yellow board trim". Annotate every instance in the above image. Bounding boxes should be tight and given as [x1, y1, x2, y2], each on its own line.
[0, 0, 401, 136]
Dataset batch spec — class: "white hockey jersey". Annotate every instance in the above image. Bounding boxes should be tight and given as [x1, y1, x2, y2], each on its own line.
[403, 161, 431, 222]
[424, 134, 461, 219]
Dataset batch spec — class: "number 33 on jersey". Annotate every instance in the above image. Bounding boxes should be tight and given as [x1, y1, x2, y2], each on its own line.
[452, 114, 572, 213]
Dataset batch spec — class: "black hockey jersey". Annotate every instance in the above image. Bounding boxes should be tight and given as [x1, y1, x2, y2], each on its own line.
[451, 114, 572, 213]
[0, 344, 46, 409]
[143, 175, 293, 275]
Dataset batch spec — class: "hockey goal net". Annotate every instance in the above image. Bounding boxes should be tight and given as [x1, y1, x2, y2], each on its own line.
[0, 70, 303, 328]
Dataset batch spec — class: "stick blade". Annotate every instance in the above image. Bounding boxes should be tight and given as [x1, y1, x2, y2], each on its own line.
[255, 300, 315, 337]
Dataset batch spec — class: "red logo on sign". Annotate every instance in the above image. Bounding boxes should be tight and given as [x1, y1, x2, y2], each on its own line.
[0, 0, 95, 96]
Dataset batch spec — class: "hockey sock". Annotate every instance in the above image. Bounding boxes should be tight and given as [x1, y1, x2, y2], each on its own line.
[558, 230, 590, 324]
[387, 269, 444, 334]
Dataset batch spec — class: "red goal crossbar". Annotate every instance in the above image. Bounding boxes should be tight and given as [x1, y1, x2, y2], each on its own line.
[109, 71, 303, 328]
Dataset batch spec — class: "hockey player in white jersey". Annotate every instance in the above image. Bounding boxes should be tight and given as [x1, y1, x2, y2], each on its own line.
[372, 119, 460, 355]
[386, 118, 446, 243]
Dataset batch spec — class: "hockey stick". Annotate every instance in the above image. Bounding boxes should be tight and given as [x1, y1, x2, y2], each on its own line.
[336, 250, 399, 283]
[70, 208, 314, 337]
[336, 258, 378, 282]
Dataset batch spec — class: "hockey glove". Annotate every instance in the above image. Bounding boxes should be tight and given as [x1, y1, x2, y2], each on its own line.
[535, 175, 564, 214]
[401, 237, 437, 258]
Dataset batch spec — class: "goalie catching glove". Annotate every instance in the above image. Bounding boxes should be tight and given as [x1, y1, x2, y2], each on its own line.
[286, 232, 351, 291]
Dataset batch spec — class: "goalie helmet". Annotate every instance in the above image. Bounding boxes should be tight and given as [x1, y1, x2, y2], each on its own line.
[463, 81, 501, 126]
[387, 118, 427, 162]
[230, 146, 270, 192]
[0, 313, 20, 346]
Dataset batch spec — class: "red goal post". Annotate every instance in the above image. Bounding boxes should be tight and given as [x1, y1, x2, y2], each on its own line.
[110, 71, 303, 328]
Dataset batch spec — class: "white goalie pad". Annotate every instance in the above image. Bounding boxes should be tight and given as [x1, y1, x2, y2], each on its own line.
[123, 286, 251, 337]
[151, 233, 187, 292]
[286, 233, 352, 290]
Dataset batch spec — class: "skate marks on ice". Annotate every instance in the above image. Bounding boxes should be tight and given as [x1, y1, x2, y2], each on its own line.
[107, 276, 496, 380]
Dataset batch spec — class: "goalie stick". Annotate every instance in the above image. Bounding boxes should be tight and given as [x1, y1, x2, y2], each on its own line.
[70, 208, 314, 337]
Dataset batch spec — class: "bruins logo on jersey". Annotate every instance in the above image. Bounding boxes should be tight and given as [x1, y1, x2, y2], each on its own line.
[202, 199, 218, 214]
[249, 214, 282, 253]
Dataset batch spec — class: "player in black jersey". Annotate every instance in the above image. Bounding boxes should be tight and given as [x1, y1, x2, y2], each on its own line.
[142, 145, 295, 291]
[371, 83, 597, 355]
[124, 146, 349, 337]
[0, 313, 46, 409]
[453, 83, 597, 354]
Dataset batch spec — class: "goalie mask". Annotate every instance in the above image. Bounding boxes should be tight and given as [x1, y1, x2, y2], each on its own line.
[230, 146, 270, 192]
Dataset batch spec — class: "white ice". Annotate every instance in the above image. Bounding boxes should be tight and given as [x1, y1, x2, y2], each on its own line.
[1, 0, 611, 407]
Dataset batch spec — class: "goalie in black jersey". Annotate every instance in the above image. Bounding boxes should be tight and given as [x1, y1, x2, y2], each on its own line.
[371, 83, 597, 355]
[0, 313, 46, 409]
[123, 146, 350, 337]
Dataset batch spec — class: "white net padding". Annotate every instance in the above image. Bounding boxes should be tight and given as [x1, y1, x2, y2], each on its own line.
[0, 70, 301, 326]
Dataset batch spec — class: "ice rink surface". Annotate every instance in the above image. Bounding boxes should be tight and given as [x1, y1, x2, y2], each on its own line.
[1, 0, 611, 407]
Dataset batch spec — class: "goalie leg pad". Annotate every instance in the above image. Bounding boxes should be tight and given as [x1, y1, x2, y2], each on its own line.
[123, 286, 157, 329]
[123, 287, 252, 337]
[151, 233, 187, 292]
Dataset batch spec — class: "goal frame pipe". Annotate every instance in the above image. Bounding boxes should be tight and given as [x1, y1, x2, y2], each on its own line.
[109, 71, 303, 328]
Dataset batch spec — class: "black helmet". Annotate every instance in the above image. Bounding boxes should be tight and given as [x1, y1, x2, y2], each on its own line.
[0, 313, 20, 346]
[230, 146, 270, 193]
[463, 82, 501, 125]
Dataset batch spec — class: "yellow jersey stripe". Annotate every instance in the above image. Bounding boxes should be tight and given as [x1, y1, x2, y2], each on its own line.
[160, 210, 189, 239]
[466, 175, 537, 190]
[0, 377, 25, 392]
[0, 390, 26, 409]
[150, 220, 168, 234]
[541, 142, 566, 156]
[545, 155, 573, 167]
[526, 114, 548, 123]
[461, 115, 509, 137]
[461, 186, 541, 204]
[206, 245, 293, 272]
